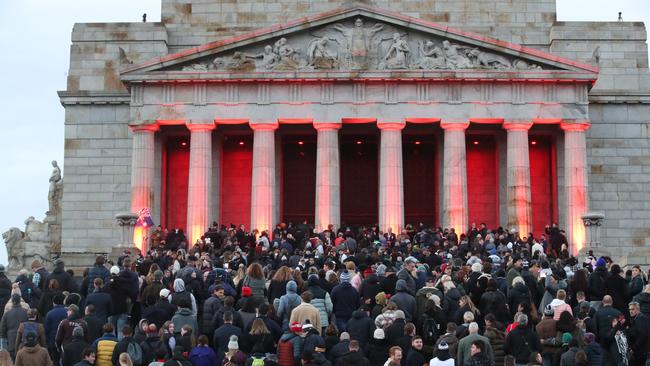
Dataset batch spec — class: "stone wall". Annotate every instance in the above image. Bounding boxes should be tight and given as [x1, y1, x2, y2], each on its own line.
[161, 0, 556, 51]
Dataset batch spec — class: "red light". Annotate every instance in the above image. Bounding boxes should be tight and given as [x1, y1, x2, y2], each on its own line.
[298, 141, 304, 145]
[414, 141, 421, 145]
[181, 142, 187, 147]
[531, 140, 537, 145]
[356, 140, 363, 145]
[473, 141, 479, 145]
[239, 141, 245, 146]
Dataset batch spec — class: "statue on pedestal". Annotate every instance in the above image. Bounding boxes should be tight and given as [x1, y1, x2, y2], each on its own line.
[48, 160, 62, 214]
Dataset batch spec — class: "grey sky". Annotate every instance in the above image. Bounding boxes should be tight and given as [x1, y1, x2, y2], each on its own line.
[0, 0, 648, 265]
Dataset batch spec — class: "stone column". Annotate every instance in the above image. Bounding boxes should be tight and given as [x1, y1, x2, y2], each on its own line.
[250, 122, 279, 235]
[186, 123, 215, 246]
[378, 122, 405, 233]
[504, 122, 533, 236]
[561, 121, 590, 255]
[441, 121, 469, 232]
[130, 124, 158, 253]
[112, 213, 139, 260]
[314, 122, 341, 232]
[582, 212, 605, 249]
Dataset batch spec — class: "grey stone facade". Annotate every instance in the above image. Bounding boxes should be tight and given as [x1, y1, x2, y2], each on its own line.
[59, 0, 650, 263]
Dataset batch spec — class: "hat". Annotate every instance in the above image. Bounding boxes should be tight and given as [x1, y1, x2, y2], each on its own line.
[241, 286, 252, 297]
[596, 257, 607, 268]
[438, 341, 449, 350]
[543, 305, 554, 317]
[110, 266, 120, 275]
[584, 332, 595, 344]
[154, 270, 163, 281]
[562, 332, 573, 344]
[68, 304, 79, 313]
[440, 263, 448, 272]
[339, 270, 351, 283]
[72, 326, 84, 338]
[394, 310, 406, 320]
[339, 332, 350, 341]
[302, 323, 314, 331]
[11, 293, 21, 304]
[404, 256, 418, 264]
[471, 262, 482, 273]
[289, 322, 302, 333]
[375, 264, 387, 276]
[373, 328, 385, 340]
[228, 335, 239, 350]
[375, 292, 387, 305]
[159, 289, 171, 298]
[54, 258, 65, 266]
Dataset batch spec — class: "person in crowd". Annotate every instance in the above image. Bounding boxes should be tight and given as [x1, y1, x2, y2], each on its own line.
[384, 346, 403, 366]
[61, 327, 90, 366]
[289, 291, 321, 334]
[1, 294, 29, 359]
[336, 340, 369, 366]
[73, 348, 96, 366]
[429, 341, 454, 366]
[14, 331, 52, 366]
[457, 322, 494, 366]
[85, 278, 112, 323]
[92, 323, 118, 366]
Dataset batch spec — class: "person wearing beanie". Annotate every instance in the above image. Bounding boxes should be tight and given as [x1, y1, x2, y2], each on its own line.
[359, 268, 382, 308]
[587, 258, 608, 304]
[278, 322, 304, 366]
[0, 293, 28, 358]
[429, 341, 454, 365]
[213, 312, 242, 366]
[582, 332, 603, 366]
[372, 292, 387, 318]
[61, 326, 89, 366]
[557, 333, 580, 366]
[536, 305, 559, 365]
[221, 335, 246, 366]
[331, 271, 360, 332]
[15, 331, 53, 366]
[277, 280, 302, 330]
[366, 327, 390, 365]
[390, 279, 416, 322]
[55, 304, 89, 352]
[328, 331, 351, 364]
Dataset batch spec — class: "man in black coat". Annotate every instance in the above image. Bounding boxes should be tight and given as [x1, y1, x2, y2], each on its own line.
[588, 258, 608, 302]
[627, 302, 650, 366]
[327, 332, 350, 364]
[46, 259, 77, 293]
[213, 312, 242, 365]
[61, 326, 89, 366]
[82, 305, 104, 343]
[504, 314, 542, 365]
[336, 340, 369, 366]
[0, 265, 11, 319]
[84, 278, 112, 323]
[346, 309, 374, 349]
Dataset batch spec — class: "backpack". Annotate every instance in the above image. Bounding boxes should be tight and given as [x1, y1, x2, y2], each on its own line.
[127, 341, 144, 366]
[251, 356, 265, 366]
[21, 322, 39, 344]
[421, 315, 439, 344]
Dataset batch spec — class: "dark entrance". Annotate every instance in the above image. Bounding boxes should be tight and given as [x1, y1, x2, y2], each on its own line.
[403, 132, 437, 226]
[282, 134, 316, 224]
[340, 127, 378, 226]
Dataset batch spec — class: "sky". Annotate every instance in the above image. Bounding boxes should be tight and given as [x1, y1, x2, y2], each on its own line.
[0, 0, 649, 266]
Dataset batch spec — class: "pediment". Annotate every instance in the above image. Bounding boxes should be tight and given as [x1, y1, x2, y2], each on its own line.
[121, 5, 598, 79]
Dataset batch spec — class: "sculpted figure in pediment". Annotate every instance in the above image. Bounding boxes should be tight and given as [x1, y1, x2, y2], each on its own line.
[307, 37, 339, 69]
[415, 40, 446, 69]
[332, 18, 384, 69]
[272, 37, 304, 70]
[467, 48, 512, 69]
[442, 40, 474, 69]
[380, 33, 410, 69]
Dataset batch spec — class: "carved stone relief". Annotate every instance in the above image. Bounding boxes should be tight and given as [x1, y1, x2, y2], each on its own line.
[176, 17, 546, 72]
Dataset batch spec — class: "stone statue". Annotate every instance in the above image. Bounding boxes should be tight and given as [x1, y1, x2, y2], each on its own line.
[254, 45, 279, 70]
[442, 40, 473, 69]
[24, 216, 48, 242]
[2, 227, 51, 270]
[467, 48, 512, 69]
[415, 40, 446, 69]
[381, 33, 410, 69]
[48, 160, 62, 213]
[333, 18, 384, 69]
[226, 51, 257, 72]
[181, 63, 209, 71]
[272, 37, 303, 70]
[307, 37, 339, 69]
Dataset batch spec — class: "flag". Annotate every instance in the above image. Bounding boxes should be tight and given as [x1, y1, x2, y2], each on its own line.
[136, 208, 155, 227]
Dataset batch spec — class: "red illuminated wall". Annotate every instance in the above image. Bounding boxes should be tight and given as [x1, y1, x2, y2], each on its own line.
[221, 136, 253, 228]
[529, 136, 556, 238]
[403, 139, 437, 226]
[164, 137, 190, 231]
[341, 136, 378, 225]
[466, 135, 498, 229]
[282, 137, 316, 224]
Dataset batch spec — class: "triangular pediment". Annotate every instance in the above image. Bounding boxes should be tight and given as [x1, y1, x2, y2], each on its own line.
[121, 5, 598, 79]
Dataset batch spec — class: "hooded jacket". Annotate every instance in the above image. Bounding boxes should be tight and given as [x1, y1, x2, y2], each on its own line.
[15, 344, 53, 366]
[307, 278, 333, 328]
[170, 278, 198, 316]
[171, 308, 198, 338]
[390, 280, 416, 321]
[277, 281, 302, 322]
[331, 281, 360, 321]
[634, 291, 650, 316]
[337, 350, 370, 366]
[0, 303, 28, 352]
[346, 310, 374, 347]
[45, 261, 77, 293]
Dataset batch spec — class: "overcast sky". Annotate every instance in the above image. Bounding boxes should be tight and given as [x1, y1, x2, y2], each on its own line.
[0, 0, 649, 266]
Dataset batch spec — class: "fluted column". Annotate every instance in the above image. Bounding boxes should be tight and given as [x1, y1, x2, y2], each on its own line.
[504, 122, 533, 236]
[250, 122, 279, 235]
[314, 122, 341, 232]
[561, 121, 590, 255]
[130, 124, 159, 253]
[441, 121, 469, 232]
[378, 122, 405, 233]
[186, 123, 215, 246]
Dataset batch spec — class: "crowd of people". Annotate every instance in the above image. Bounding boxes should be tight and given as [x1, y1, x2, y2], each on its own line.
[0, 220, 648, 366]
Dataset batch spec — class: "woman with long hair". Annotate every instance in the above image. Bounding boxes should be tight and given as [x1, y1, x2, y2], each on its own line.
[0, 350, 12, 366]
[268, 266, 293, 304]
[159, 321, 176, 358]
[243, 318, 275, 354]
[118, 352, 133, 366]
[455, 295, 480, 325]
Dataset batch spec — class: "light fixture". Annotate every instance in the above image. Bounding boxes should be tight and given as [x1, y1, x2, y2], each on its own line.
[473, 140, 479, 145]
[356, 140, 363, 145]
[531, 140, 537, 145]
[239, 141, 245, 146]
[298, 141, 304, 145]
[414, 141, 421, 145]
[181, 142, 187, 147]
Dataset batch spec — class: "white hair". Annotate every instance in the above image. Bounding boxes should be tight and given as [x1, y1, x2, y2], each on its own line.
[512, 276, 525, 286]
[468, 322, 479, 332]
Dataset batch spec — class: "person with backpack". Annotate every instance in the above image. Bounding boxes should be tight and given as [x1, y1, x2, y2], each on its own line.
[278, 322, 303, 366]
[503, 314, 542, 366]
[188, 335, 217, 366]
[61, 327, 90, 366]
[84, 256, 111, 297]
[417, 298, 444, 357]
[112, 325, 144, 366]
[15, 308, 46, 351]
[14, 331, 53, 366]
[277, 281, 302, 331]
[140, 324, 166, 366]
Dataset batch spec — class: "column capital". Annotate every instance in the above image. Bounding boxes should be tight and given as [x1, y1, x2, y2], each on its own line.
[129, 123, 160, 133]
[377, 122, 406, 130]
[249, 122, 279, 131]
[440, 121, 470, 131]
[313, 122, 342, 131]
[503, 121, 533, 131]
[560, 121, 590, 132]
[186, 123, 216, 132]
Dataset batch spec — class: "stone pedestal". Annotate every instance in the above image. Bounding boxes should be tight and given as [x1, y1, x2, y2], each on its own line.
[186, 123, 215, 245]
[561, 122, 590, 256]
[441, 121, 469, 232]
[314, 123, 341, 232]
[250, 122, 279, 234]
[578, 212, 610, 260]
[504, 122, 533, 236]
[378, 122, 405, 233]
[112, 212, 140, 259]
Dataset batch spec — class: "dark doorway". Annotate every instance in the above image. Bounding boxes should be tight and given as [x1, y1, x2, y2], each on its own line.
[530, 135, 556, 238]
[282, 135, 316, 224]
[340, 130, 378, 226]
[163, 135, 190, 231]
[403, 134, 437, 226]
[466, 135, 498, 229]
[220, 134, 253, 229]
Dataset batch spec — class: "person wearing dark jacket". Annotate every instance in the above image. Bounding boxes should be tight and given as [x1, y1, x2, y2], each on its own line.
[31, 260, 50, 291]
[330, 271, 359, 332]
[582, 332, 603, 366]
[346, 309, 374, 349]
[0, 265, 13, 319]
[503, 314, 542, 365]
[84, 278, 112, 323]
[587, 259, 608, 302]
[633, 284, 650, 316]
[213, 311, 242, 366]
[385, 311, 407, 346]
[61, 327, 90, 366]
[507, 278, 531, 317]
[163, 346, 193, 366]
[111, 325, 140, 366]
[480, 279, 509, 324]
[84, 256, 111, 296]
[327, 332, 350, 364]
[201, 285, 224, 336]
[592, 295, 621, 346]
[15, 271, 41, 309]
[302, 323, 325, 357]
[335, 340, 369, 366]
[404, 336, 426, 366]
[627, 302, 650, 366]
[366, 328, 389, 365]
[140, 324, 165, 366]
[105, 267, 131, 340]
[390, 279, 417, 322]
[140, 270, 165, 308]
[604, 265, 629, 314]
[45, 259, 77, 293]
[359, 273, 382, 307]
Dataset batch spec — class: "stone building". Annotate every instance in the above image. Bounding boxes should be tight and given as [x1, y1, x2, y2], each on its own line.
[58, 0, 650, 265]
